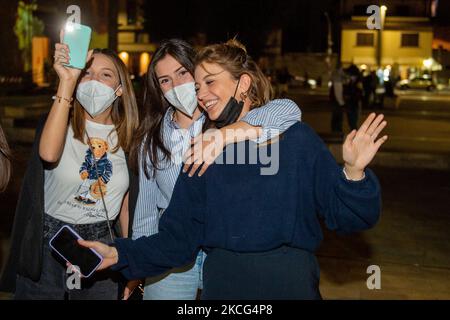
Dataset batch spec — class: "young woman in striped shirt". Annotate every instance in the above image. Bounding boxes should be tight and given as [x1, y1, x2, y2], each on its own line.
[123, 39, 301, 300]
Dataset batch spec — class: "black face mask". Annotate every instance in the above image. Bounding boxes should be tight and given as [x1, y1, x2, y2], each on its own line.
[213, 79, 244, 129]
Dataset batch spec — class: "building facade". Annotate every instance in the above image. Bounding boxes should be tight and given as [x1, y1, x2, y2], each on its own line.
[340, 0, 434, 80]
[116, 0, 155, 77]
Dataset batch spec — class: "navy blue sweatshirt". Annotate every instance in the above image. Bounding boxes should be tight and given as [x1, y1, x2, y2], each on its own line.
[113, 122, 381, 280]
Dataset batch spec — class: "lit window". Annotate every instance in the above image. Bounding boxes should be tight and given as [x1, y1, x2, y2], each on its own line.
[119, 52, 129, 67]
[140, 52, 151, 76]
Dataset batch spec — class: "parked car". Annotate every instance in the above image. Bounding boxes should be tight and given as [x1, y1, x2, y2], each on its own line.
[396, 76, 436, 91]
[289, 75, 317, 89]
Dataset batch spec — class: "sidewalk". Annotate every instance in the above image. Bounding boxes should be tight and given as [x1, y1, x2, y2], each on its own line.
[318, 166, 450, 299]
[1, 166, 449, 300]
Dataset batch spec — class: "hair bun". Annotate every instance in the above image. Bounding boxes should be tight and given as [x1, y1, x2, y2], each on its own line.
[225, 38, 247, 54]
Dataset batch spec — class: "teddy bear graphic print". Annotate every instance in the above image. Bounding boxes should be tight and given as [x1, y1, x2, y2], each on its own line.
[44, 119, 129, 224]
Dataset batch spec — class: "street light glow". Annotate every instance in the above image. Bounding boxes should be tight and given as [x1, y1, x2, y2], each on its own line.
[423, 58, 433, 69]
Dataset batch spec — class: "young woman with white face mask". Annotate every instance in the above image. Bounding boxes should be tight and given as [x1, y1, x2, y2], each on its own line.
[124, 39, 301, 300]
[0, 31, 139, 299]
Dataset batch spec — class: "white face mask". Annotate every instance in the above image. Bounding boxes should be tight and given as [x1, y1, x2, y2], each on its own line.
[164, 82, 198, 117]
[76, 80, 121, 118]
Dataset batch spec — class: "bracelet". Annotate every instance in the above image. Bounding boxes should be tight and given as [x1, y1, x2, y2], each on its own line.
[52, 95, 73, 104]
[343, 167, 365, 181]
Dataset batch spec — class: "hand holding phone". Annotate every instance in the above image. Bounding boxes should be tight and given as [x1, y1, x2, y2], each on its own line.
[53, 29, 92, 85]
[77, 238, 119, 271]
[53, 24, 92, 85]
[49, 225, 103, 278]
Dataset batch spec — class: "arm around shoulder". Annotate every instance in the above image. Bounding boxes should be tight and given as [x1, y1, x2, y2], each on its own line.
[239, 99, 301, 143]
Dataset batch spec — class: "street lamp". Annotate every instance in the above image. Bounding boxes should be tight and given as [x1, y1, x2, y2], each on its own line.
[377, 5, 387, 68]
[324, 12, 333, 87]
[324, 12, 333, 57]
[381, 5, 387, 17]
[423, 58, 433, 69]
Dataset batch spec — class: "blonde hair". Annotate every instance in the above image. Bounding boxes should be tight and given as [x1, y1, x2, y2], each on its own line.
[195, 39, 273, 108]
[71, 49, 139, 153]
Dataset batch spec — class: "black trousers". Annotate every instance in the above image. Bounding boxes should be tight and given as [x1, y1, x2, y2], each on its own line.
[331, 101, 359, 132]
[201, 246, 322, 300]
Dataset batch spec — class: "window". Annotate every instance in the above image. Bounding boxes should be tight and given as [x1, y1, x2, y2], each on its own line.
[356, 33, 374, 46]
[401, 33, 419, 47]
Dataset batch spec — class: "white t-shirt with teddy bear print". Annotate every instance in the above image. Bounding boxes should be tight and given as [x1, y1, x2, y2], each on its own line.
[44, 119, 129, 224]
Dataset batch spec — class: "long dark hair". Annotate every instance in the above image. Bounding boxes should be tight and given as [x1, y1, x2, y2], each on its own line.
[0, 125, 11, 192]
[129, 39, 196, 178]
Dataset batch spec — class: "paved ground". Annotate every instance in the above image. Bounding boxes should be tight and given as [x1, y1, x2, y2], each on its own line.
[0, 146, 449, 300]
[318, 166, 450, 299]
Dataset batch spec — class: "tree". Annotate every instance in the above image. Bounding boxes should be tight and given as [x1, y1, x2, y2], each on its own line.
[14, 0, 44, 73]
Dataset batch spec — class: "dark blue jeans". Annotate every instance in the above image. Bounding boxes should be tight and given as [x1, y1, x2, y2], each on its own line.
[201, 246, 322, 300]
[14, 214, 121, 300]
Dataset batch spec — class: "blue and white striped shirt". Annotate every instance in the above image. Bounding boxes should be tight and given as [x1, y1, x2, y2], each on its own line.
[132, 99, 301, 240]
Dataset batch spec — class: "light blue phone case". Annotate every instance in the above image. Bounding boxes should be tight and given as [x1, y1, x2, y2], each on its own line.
[63, 23, 92, 70]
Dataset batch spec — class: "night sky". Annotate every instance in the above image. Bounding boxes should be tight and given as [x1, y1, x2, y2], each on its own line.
[143, 0, 341, 56]
[143, 0, 450, 56]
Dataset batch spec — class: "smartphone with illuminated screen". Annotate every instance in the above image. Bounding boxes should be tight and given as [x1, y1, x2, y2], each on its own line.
[49, 225, 103, 278]
[63, 22, 92, 69]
